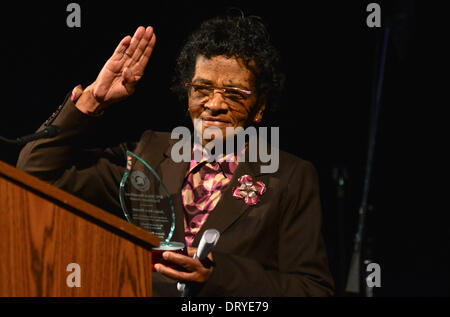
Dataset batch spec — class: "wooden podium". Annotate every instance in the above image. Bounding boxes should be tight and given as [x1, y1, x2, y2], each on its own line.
[0, 161, 160, 297]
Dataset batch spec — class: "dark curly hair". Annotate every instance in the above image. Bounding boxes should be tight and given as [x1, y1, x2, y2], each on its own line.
[172, 14, 285, 112]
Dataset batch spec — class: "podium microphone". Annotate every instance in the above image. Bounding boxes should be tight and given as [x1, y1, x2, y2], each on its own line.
[0, 126, 60, 146]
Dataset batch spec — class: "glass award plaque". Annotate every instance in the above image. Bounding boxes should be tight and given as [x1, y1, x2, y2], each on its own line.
[119, 151, 185, 258]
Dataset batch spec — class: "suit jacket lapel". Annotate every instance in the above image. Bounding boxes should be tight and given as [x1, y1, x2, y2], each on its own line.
[191, 155, 267, 247]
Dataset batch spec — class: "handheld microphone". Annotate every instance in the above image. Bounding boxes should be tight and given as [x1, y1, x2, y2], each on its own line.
[177, 228, 220, 296]
[194, 228, 220, 261]
[0, 126, 60, 146]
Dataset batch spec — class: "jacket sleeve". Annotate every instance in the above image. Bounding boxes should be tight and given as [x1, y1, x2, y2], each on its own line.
[197, 160, 335, 297]
[16, 93, 130, 217]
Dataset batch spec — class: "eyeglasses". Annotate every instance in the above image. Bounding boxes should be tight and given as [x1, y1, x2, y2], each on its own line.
[185, 83, 252, 103]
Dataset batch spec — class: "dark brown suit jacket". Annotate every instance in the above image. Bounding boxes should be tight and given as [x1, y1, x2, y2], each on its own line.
[17, 94, 335, 296]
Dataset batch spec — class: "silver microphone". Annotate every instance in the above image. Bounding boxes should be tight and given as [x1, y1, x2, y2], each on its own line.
[177, 228, 220, 296]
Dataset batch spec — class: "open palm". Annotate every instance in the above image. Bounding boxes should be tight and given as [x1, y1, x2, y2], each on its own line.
[91, 26, 156, 105]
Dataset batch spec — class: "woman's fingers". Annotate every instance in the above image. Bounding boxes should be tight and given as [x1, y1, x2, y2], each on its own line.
[133, 27, 154, 61]
[92, 26, 155, 102]
[155, 263, 193, 281]
[163, 251, 198, 270]
[133, 31, 156, 77]
[155, 251, 212, 283]
[123, 26, 152, 67]
[126, 27, 154, 68]
[124, 26, 146, 59]
[110, 35, 132, 62]
[107, 26, 154, 66]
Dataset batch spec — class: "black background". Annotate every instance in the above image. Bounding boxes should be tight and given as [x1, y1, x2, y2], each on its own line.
[1, 0, 447, 296]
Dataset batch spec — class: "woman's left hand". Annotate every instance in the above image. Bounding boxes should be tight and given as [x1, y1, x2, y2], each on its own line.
[154, 247, 214, 283]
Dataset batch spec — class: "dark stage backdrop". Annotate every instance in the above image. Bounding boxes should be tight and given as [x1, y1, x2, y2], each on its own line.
[1, 0, 447, 296]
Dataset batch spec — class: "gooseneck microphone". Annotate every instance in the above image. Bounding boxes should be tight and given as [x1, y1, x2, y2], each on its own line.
[0, 126, 60, 146]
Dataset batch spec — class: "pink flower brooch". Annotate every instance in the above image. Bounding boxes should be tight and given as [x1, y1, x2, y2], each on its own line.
[232, 175, 266, 205]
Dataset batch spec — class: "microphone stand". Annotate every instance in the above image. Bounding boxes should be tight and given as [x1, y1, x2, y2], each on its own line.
[345, 25, 390, 296]
[333, 166, 348, 297]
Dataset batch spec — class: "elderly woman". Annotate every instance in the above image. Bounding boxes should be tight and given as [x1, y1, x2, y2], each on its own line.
[17, 15, 334, 296]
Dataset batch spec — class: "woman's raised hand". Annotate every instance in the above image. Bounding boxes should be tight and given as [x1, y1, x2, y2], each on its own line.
[76, 26, 156, 113]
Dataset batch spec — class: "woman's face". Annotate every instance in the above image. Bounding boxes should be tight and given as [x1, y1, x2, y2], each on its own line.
[187, 55, 264, 143]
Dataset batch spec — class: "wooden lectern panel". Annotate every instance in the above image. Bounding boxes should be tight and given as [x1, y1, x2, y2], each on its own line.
[0, 162, 158, 297]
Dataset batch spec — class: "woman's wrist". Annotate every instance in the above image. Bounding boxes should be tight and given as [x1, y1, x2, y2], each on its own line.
[73, 84, 104, 117]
